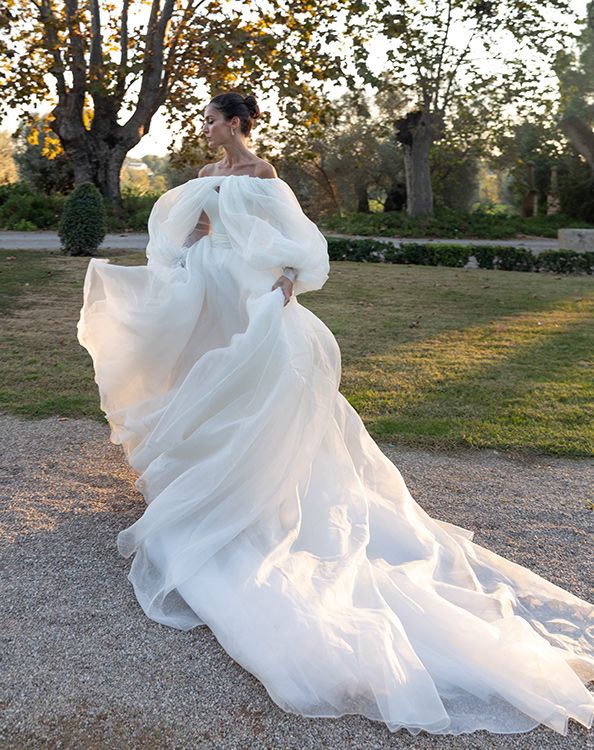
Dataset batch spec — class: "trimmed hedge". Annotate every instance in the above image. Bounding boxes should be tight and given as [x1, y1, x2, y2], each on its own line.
[326, 237, 594, 275]
[59, 182, 107, 256]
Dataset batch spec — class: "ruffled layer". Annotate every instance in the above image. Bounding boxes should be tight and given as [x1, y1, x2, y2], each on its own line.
[77, 179, 594, 737]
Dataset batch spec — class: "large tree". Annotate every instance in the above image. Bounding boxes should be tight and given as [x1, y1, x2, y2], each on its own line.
[557, 1, 594, 173]
[345, 0, 574, 216]
[0, 0, 347, 204]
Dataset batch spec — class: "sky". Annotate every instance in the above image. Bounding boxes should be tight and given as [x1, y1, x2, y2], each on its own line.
[0, 0, 589, 159]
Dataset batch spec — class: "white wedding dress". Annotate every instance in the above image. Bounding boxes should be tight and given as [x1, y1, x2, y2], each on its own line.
[77, 174, 594, 737]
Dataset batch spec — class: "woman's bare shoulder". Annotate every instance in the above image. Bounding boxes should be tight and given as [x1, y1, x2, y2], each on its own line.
[198, 159, 277, 179]
[198, 163, 215, 178]
[253, 160, 278, 179]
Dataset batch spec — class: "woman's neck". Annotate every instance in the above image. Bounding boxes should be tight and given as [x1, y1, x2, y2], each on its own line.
[217, 141, 256, 171]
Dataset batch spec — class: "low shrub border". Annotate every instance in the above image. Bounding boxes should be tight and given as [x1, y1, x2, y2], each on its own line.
[319, 208, 593, 240]
[326, 238, 594, 275]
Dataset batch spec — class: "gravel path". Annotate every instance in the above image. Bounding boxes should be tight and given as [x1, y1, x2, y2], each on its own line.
[1, 412, 592, 749]
[0, 231, 150, 251]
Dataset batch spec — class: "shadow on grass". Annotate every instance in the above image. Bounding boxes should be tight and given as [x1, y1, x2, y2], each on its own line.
[358, 306, 593, 455]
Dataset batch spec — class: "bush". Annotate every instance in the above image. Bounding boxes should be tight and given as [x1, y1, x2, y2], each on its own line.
[58, 182, 106, 256]
[0, 182, 157, 232]
[395, 243, 470, 267]
[319, 207, 593, 240]
[0, 182, 64, 229]
[105, 193, 157, 232]
[327, 238, 387, 262]
[325, 237, 593, 275]
[536, 250, 594, 274]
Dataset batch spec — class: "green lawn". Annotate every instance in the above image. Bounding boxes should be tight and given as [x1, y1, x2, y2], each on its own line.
[1, 250, 593, 456]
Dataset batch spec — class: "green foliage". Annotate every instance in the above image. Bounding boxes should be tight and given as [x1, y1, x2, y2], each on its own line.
[58, 183, 106, 256]
[0, 182, 155, 233]
[0, 182, 64, 229]
[105, 192, 157, 232]
[271, 87, 403, 217]
[430, 141, 480, 213]
[120, 157, 169, 196]
[0, 0, 349, 204]
[536, 249, 594, 274]
[557, 156, 594, 222]
[326, 238, 387, 263]
[398, 244, 470, 267]
[13, 117, 74, 195]
[326, 236, 594, 274]
[472, 246, 536, 271]
[320, 206, 593, 239]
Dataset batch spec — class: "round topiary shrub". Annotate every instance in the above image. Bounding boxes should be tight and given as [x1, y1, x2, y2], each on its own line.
[58, 182, 106, 256]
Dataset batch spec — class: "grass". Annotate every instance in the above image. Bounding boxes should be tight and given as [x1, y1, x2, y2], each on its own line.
[0, 249, 145, 422]
[1, 250, 593, 456]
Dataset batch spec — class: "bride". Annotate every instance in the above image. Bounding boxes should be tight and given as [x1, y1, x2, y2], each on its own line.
[77, 91, 594, 737]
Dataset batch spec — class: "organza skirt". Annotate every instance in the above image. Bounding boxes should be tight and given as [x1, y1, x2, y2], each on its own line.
[78, 231, 594, 737]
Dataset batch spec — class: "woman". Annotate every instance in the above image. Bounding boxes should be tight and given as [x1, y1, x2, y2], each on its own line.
[77, 92, 594, 737]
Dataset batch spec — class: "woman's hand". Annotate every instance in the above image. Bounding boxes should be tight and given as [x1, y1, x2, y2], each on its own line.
[271, 275, 294, 306]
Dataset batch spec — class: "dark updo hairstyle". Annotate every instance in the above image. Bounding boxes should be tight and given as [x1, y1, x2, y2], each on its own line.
[209, 92, 261, 137]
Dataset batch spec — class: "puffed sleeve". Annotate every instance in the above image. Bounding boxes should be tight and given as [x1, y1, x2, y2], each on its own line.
[220, 177, 330, 296]
[145, 176, 221, 268]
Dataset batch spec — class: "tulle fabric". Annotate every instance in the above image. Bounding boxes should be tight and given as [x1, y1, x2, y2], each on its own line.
[145, 174, 329, 296]
[77, 175, 594, 737]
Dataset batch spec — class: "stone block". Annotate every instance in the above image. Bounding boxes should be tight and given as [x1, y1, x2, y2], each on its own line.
[558, 229, 594, 252]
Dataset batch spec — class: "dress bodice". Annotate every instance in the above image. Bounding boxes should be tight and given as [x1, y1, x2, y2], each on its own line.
[203, 187, 226, 236]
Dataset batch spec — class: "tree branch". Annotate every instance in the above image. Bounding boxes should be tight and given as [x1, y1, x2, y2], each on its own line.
[433, 0, 452, 110]
[439, 29, 477, 113]
[116, 0, 130, 98]
[63, 0, 87, 96]
[38, 0, 67, 100]
[121, 0, 175, 142]
[161, 0, 207, 95]
[88, 0, 103, 78]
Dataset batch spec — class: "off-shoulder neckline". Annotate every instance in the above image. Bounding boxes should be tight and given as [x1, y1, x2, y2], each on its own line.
[198, 174, 281, 181]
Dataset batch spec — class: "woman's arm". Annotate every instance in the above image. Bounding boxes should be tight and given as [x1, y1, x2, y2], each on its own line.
[255, 163, 298, 304]
[183, 210, 210, 248]
[183, 164, 213, 247]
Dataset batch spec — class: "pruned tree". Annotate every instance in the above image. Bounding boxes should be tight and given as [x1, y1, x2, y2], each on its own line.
[0, 0, 348, 204]
[345, 0, 574, 216]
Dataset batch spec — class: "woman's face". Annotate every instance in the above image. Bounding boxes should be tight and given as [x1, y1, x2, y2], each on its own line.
[201, 104, 239, 149]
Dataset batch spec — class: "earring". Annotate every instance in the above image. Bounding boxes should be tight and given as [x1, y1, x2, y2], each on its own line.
[231, 128, 236, 136]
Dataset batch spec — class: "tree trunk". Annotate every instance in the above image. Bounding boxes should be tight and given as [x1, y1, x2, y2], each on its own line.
[356, 184, 370, 213]
[396, 110, 443, 218]
[384, 181, 406, 212]
[93, 142, 129, 205]
[56, 131, 128, 205]
[52, 109, 148, 206]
